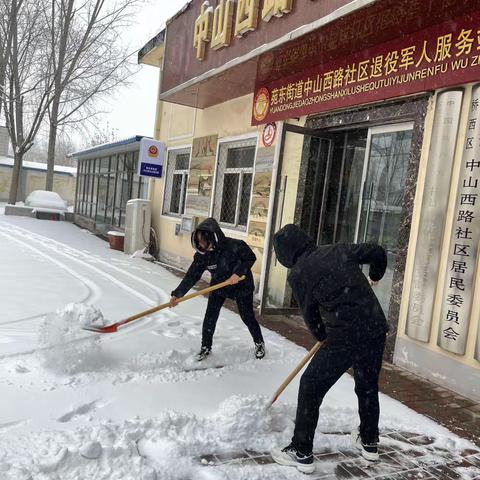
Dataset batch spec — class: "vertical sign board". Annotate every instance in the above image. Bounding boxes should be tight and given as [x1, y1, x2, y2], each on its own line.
[406, 90, 463, 342]
[138, 138, 165, 178]
[439, 85, 480, 355]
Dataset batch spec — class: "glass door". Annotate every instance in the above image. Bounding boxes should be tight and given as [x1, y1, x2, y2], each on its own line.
[355, 123, 413, 312]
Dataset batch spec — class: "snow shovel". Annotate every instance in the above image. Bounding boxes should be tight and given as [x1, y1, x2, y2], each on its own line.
[268, 341, 323, 407]
[82, 275, 245, 334]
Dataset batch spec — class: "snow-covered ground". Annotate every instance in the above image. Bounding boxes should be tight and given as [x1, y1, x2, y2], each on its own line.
[0, 214, 475, 479]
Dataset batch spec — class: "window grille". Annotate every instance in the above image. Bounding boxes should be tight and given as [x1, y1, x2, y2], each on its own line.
[163, 148, 191, 216]
[213, 139, 256, 231]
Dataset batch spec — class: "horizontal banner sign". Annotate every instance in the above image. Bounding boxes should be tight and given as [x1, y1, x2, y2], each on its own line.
[252, 11, 480, 125]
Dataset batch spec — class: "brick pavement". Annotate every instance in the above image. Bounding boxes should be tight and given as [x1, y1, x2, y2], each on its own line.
[259, 311, 480, 447]
[197, 432, 480, 479]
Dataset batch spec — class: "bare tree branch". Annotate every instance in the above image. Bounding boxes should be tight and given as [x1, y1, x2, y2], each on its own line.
[44, 0, 141, 190]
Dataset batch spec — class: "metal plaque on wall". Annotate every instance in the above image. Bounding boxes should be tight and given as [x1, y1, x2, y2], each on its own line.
[439, 85, 480, 356]
[406, 90, 463, 342]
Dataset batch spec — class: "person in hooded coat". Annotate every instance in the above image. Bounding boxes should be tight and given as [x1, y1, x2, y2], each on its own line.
[169, 218, 265, 361]
[270, 224, 388, 473]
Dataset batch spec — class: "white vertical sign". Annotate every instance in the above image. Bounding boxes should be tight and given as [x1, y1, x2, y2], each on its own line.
[439, 85, 480, 355]
[406, 90, 463, 342]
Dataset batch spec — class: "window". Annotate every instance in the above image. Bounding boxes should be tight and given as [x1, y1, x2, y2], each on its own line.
[163, 148, 190, 216]
[213, 139, 256, 230]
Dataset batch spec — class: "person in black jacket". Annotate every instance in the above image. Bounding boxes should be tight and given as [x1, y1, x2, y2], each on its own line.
[169, 218, 265, 361]
[270, 224, 388, 473]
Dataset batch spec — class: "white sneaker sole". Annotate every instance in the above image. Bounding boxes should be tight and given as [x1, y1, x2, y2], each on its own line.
[361, 450, 379, 462]
[271, 449, 315, 474]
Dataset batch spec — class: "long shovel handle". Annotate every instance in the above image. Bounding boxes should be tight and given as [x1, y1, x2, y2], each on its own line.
[268, 341, 323, 407]
[119, 275, 246, 328]
[83, 276, 245, 333]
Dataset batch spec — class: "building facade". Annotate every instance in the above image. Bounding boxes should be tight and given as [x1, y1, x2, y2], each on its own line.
[139, 0, 480, 400]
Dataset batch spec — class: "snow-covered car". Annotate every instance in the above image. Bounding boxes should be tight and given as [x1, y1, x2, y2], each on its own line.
[24, 190, 68, 212]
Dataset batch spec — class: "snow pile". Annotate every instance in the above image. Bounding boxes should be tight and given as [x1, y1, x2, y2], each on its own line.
[138, 395, 292, 458]
[0, 396, 293, 480]
[0, 426, 158, 480]
[38, 303, 104, 375]
[0, 395, 475, 480]
[25, 190, 67, 212]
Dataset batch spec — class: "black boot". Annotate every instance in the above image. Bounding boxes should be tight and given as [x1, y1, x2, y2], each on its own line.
[196, 346, 211, 362]
[255, 342, 265, 359]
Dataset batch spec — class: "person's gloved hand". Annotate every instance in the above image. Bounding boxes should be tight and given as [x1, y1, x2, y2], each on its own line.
[228, 274, 241, 285]
[368, 277, 379, 287]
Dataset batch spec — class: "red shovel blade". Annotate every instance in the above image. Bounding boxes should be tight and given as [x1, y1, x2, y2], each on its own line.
[82, 324, 119, 333]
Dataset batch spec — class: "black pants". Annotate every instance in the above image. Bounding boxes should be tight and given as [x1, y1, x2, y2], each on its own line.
[292, 334, 386, 454]
[201, 293, 264, 349]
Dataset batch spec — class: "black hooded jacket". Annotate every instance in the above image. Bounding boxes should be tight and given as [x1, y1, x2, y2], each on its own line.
[273, 224, 388, 345]
[171, 218, 256, 299]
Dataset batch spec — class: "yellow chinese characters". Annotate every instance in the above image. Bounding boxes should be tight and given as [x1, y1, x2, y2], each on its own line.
[193, 0, 295, 59]
[211, 0, 235, 50]
[235, 0, 260, 37]
[262, 0, 293, 22]
[193, 1, 213, 61]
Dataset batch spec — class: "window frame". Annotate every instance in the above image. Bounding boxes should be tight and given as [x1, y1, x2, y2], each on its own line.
[162, 146, 192, 218]
[212, 137, 257, 232]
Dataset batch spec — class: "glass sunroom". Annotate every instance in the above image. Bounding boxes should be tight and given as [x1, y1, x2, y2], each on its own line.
[70, 136, 149, 234]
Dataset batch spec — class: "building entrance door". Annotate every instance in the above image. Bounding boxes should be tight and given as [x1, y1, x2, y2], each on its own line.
[261, 122, 413, 316]
[316, 122, 414, 314]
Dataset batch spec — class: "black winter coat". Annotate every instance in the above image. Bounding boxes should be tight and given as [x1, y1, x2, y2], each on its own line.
[273, 224, 388, 345]
[171, 218, 256, 299]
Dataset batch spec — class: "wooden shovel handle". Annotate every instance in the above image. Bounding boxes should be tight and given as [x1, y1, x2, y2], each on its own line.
[269, 341, 323, 407]
[116, 275, 246, 329]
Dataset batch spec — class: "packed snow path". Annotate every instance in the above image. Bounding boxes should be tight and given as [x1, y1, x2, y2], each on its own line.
[0, 214, 477, 479]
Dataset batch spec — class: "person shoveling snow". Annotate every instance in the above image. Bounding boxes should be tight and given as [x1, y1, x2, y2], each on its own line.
[169, 218, 266, 361]
[270, 224, 388, 473]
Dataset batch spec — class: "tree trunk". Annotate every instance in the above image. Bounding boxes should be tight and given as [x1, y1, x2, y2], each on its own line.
[45, 98, 59, 191]
[9, 150, 23, 204]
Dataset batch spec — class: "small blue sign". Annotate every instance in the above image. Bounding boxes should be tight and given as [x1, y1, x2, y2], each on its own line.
[140, 162, 162, 178]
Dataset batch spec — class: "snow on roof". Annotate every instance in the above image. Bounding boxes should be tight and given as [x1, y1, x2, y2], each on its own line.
[68, 135, 151, 160]
[138, 29, 165, 64]
[0, 155, 76, 176]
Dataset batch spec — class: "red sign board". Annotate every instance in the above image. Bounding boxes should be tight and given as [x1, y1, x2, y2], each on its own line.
[252, 11, 480, 125]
